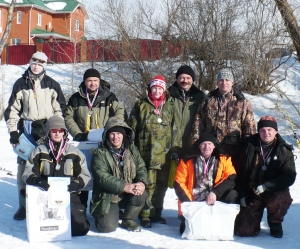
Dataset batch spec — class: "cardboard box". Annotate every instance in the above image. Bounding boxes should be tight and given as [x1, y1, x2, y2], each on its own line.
[68, 141, 98, 191]
[26, 177, 71, 242]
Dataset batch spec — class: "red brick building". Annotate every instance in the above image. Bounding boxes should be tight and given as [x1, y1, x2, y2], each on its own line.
[0, 0, 89, 45]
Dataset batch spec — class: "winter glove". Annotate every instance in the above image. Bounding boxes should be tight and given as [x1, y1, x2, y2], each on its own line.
[67, 177, 84, 193]
[34, 177, 50, 191]
[10, 131, 20, 144]
[74, 133, 88, 141]
[254, 184, 266, 195]
[171, 152, 180, 162]
[240, 197, 247, 207]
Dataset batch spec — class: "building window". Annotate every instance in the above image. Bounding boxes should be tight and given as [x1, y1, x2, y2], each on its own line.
[17, 11, 22, 24]
[75, 19, 79, 31]
[37, 13, 42, 26]
[11, 38, 21, 45]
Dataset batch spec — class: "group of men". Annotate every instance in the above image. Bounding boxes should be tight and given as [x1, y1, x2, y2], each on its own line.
[4, 51, 296, 239]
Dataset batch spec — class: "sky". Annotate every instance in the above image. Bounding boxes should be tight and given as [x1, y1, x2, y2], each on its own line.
[0, 56, 300, 248]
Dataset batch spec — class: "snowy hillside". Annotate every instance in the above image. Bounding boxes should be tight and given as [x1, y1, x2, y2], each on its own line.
[0, 58, 299, 249]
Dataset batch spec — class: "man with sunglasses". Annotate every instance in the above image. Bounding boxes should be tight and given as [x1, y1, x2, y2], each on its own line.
[4, 51, 66, 220]
[22, 116, 90, 236]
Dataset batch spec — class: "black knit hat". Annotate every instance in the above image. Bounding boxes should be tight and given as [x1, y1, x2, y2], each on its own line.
[176, 65, 195, 81]
[106, 126, 126, 138]
[83, 68, 101, 81]
[193, 132, 218, 150]
[257, 120, 278, 131]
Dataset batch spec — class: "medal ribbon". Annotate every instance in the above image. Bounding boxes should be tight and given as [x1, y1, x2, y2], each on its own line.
[200, 155, 212, 177]
[154, 100, 165, 117]
[49, 137, 67, 164]
[86, 89, 99, 110]
[259, 140, 274, 167]
[110, 149, 126, 165]
[29, 77, 40, 97]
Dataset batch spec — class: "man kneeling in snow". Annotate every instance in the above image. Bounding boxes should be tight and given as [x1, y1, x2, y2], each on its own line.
[174, 132, 238, 234]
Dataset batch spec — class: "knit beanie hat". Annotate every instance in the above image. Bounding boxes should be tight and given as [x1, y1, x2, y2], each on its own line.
[193, 132, 218, 150]
[83, 68, 101, 81]
[217, 68, 234, 82]
[150, 75, 166, 91]
[176, 65, 195, 81]
[46, 116, 67, 135]
[106, 126, 126, 138]
[30, 51, 48, 70]
[257, 116, 278, 131]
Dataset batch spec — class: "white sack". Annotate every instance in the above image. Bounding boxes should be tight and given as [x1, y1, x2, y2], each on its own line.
[181, 201, 240, 240]
[88, 128, 104, 142]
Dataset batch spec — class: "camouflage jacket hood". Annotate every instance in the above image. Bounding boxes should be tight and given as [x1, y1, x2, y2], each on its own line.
[102, 117, 134, 143]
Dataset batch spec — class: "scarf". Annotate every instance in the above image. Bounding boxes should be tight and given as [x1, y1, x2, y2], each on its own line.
[148, 93, 165, 109]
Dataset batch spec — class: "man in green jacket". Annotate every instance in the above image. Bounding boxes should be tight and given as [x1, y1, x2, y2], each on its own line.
[90, 117, 148, 233]
[168, 65, 207, 158]
[64, 68, 126, 208]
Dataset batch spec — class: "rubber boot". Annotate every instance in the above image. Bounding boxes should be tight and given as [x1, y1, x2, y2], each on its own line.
[13, 189, 26, 220]
[150, 208, 166, 224]
[269, 222, 283, 238]
[120, 205, 143, 232]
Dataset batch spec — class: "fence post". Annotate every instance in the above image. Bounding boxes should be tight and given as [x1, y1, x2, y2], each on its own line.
[36, 38, 44, 52]
[81, 37, 87, 63]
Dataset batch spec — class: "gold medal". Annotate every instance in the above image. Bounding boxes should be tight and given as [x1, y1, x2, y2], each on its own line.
[34, 93, 37, 99]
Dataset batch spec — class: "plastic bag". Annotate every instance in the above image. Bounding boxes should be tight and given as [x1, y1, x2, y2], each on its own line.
[181, 201, 240, 240]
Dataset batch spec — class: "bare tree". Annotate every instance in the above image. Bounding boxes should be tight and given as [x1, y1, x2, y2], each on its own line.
[0, 0, 16, 54]
[272, 0, 300, 60]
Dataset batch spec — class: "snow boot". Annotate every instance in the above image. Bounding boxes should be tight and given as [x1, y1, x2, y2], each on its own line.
[150, 208, 166, 224]
[13, 189, 26, 220]
[140, 217, 152, 228]
[179, 220, 186, 234]
[120, 205, 143, 232]
[269, 222, 283, 238]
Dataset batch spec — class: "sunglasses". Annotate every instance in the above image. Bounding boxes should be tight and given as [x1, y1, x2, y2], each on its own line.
[32, 58, 46, 64]
[50, 129, 64, 133]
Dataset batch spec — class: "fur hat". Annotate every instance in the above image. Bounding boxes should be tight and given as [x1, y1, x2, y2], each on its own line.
[46, 116, 67, 136]
[150, 75, 166, 91]
[217, 68, 234, 82]
[176, 65, 195, 81]
[83, 68, 101, 81]
[30, 51, 48, 70]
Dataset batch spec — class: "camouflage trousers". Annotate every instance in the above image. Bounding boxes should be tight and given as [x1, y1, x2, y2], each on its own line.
[140, 164, 171, 218]
[235, 188, 293, 237]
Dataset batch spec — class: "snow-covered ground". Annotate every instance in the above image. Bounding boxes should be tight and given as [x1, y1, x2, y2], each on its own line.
[0, 58, 299, 249]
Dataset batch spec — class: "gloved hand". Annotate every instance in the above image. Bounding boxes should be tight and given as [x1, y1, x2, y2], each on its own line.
[171, 152, 179, 161]
[254, 184, 266, 195]
[74, 133, 88, 141]
[240, 197, 247, 207]
[34, 177, 50, 191]
[67, 182, 80, 193]
[10, 131, 20, 144]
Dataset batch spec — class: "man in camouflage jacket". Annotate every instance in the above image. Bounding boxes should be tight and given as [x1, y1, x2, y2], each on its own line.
[190, 68, 256, 156]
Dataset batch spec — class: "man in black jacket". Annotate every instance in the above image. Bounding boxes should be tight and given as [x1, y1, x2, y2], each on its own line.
[234, 116, 296, 238]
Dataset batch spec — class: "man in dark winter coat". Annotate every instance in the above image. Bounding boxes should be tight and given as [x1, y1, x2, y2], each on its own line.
[22, 116, 90, 236]
[4, 51, 66, 220]
[64, 68, 126, 209]
[90, 117, 148, 233]
[190, 68, 256, 157]
[234, 116, 296, 238]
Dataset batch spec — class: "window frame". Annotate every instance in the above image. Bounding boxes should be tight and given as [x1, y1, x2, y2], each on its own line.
[11, 38, 21, 45]
[17, 11, 22, 24]
[37, 13, 42, 26]
[74, 19, 79, 31]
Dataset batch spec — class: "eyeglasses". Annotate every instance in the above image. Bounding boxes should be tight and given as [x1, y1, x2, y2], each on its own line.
[32, 58, 46, 64]
[50, 129, 64, 133]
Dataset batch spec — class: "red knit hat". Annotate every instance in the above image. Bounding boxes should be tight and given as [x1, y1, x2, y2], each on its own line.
[150, 75, 166, 91]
